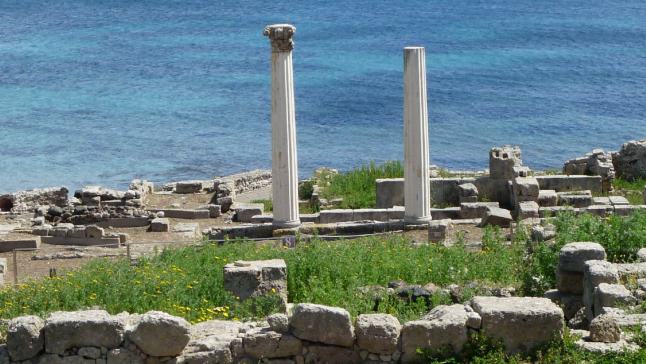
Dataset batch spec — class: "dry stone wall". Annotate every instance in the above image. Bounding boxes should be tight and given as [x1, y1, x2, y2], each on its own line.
[0, 298, 564, 364]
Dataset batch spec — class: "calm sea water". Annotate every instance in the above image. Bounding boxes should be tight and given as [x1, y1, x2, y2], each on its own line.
[1, 0, 646, 192]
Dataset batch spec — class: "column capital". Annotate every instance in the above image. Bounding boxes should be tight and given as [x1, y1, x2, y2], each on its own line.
[263, 24, 296, 52]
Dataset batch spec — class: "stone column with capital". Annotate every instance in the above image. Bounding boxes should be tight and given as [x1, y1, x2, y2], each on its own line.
[403, 47, 432, 225]
[264, 24, 300, 229]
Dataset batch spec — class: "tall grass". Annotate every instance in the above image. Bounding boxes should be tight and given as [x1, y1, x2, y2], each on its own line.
[321, 161, 404, 209]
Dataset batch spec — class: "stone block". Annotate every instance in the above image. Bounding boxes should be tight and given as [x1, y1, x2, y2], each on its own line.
[459, 202, 499, 219]
[128, 311, 190, 357]
[609, 196, 630, 206]
[7, 316, 44, 361]
[319, 209, 354, 224]
[536, 175, 603, 194]
[479, 207, 512, 228]
[95, 217, 150, 228]
[43, 310, 125, 354]
[589, 314, 621, 343]
[517, 201, 539, 219]
[402, 304, 480, 361]
[431, 207, 461, 220]
[267, 313, 289, 334]
[544, 289, 583, 320]
[0, 238, 40, 253]
[84, 225, 104, 239]
[376, 178, 404, 208]
[458, 183, 478, 199]
[513, 177, 540, 200]
[335, 221, 376, 235]
[558, 191, 593, 208]
[150, 218, 170, 232]
[149, 209, 210, 219]
[356, 314, 401, 354]
[593, 196, 611, 205]
[174, 181, 203, 194]
[593, 283, 635, 316]
[352, 208, 390, 221]
[559, 242, 606, 273]
[428, 219, 451, 243]
[290, 303, 354, 347]
[613, 205, 641, 216]
[556, 269, 584, 295]
[586, 205, 611, 217]
[232, 203, 264, 223]
[470, 297, 564, 354]
[223, 259, 287, 301]
[305, 345, 361, 364]
[200, 204, 221, 218]
[243, 328, 302, 359]
[40, 236, 120, 247]
[613, 140, 646, 180]
[583, 261, 619, 320]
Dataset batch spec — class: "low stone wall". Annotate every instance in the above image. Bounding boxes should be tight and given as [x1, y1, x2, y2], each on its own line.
[1, 297, 564, 364]
[0, 187, 68, 213]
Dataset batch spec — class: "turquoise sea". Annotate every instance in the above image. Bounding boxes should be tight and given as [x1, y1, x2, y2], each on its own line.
[1, 0, 645, 192]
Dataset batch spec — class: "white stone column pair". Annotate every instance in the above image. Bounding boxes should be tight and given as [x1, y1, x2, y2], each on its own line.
[263, 25, 430, 227]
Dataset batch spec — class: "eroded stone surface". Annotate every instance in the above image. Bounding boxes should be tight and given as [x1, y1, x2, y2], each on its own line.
[290, 304, 354, 347]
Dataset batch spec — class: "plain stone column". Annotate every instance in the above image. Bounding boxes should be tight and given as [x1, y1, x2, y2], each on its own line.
[403, 47, 431, 225]
[264, 24, 300, 229]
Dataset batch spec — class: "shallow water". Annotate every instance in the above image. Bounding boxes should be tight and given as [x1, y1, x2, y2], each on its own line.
[1, 0, 645, 192]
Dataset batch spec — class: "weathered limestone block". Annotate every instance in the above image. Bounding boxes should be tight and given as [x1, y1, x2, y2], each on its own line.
[559, 242, 607, 273]
[107, 348, 145, 364]
[544, 289, 583, 320]
[243, 328, 302, 359]
[513, 177, 540, 202]
[479, 207, 512, 228]
[290, 303, 354, 347]
[175, 181, 203, 194]
[556, 269, 584, 295]
[428, 219, 451, 243]
[490, 146, 522, 180]
[128, 311, 190, 357]
[401, 305, 479, 361]
[593, 283, 635, 316]
[149, 217, 170, 232]
[558, 191, 593, 207]
[459, 202, 499, 219]
[7, 316, 44, 361]
[538, 190, 558, 207]
[458, 183, 478, 203]
[223, 259, 287, 301]
[267, 313, 289, 334]
[586, 205, 611, 217]
[531, 224, 556, 242]
[470, 297, 564, 354]
[206, 204, 221, 218]
[305, 344, 361, 364]
[583, 260, 619, 320]
[319, 209, 354, 224]
[613, 140, 646, 180]
[179, 320, 244, 364]
[43, 310, 125, 354]
[1, 186, 69, 213]
[609, 196, 629, 206]
[232, 203, 264, 223]
[589, 314, 621, 343]
[355, 314, 401, 355]
[517, 201, 539, 219]
[84, 225, 104, 239]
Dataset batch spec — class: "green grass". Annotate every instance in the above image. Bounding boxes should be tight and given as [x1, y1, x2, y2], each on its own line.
[612, 178, 646, 205]
[0, 227, 524, 324]
[321, 161, 404, 209]
[251, 199, 273, 212]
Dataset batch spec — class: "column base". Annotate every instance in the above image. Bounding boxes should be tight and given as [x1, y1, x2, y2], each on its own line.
[404, 215, 432, 225]
[272, 219, 301, 229]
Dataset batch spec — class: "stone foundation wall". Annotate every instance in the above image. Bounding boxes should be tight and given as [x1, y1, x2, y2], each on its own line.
[0, 298, 564, 364]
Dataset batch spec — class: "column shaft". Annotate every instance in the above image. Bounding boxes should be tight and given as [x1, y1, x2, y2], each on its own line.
[266, 24, 300, 228]
[403, 47, 431, 224]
